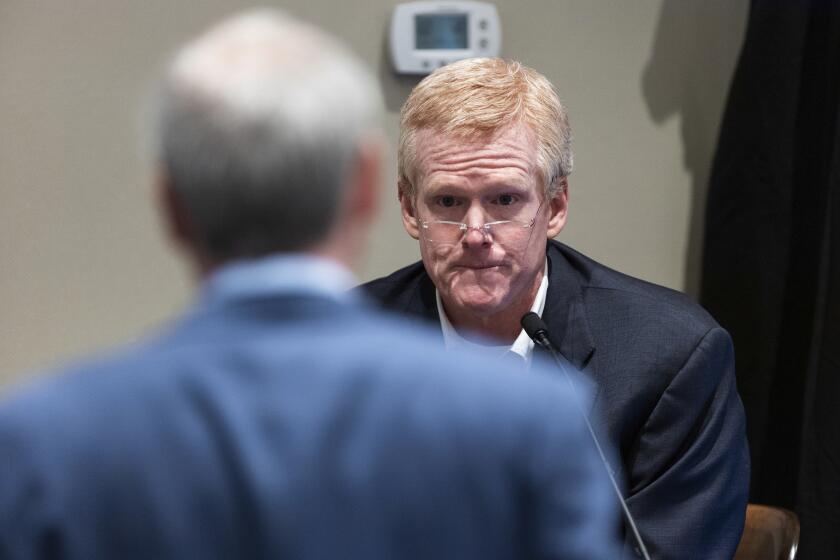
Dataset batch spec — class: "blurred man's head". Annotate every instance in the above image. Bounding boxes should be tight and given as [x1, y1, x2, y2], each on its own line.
[153, 10, 383, 275]
[397, 58, 571, 341]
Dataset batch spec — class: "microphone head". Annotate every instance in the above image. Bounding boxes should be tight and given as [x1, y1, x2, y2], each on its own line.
[521, 312, 548, 341]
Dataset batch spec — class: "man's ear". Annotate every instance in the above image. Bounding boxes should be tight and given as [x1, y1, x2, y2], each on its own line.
[346, 136, 383, 227]
[155, 171, 193, 251]
[399, 178, 420, 240]
[546, 178, 569, 238]
[155, 171, 217, 277]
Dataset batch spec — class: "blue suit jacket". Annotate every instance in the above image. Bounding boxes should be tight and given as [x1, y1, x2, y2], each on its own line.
[0, 285, 618, 558]
[361, 240, 750, 559]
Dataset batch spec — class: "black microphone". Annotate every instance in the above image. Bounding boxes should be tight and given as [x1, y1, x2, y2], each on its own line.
[521, 311, 552, 347]
[521, 312, 651, 560]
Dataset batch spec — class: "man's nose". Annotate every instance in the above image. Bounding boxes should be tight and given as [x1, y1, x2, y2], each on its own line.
[462, 226, 491, 247]
[461, 206, 492, 247]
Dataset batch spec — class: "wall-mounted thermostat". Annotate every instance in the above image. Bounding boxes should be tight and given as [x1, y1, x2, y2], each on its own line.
[390, 1, 501, 75]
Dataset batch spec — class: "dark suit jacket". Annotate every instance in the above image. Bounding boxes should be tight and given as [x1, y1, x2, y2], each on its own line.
[361, 240, 750, 560]
[0, 285, 619, 559]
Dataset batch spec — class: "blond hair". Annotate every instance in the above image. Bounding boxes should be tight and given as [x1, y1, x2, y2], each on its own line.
[398, 58, 572, 200]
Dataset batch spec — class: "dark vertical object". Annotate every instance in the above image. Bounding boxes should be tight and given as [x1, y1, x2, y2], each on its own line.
[701, 1, 840, 557]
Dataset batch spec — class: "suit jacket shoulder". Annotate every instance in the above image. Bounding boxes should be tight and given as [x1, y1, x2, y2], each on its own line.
[549, 240, 717, 331]
[360, 260, 439, 323]
[0, 292, 620, 559]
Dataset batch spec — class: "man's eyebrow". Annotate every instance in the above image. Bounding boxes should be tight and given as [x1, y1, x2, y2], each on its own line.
[482, 180, 531, 191]
[422, 181, 470, 194]
[422, 179, 533, 195]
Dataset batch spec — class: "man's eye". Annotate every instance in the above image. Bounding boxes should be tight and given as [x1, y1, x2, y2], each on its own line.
[437, 196, 458, 208]
[496, 194, 518, 206]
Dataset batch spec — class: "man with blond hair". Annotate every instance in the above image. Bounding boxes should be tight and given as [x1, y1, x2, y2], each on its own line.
[363, 58, 749, 559]
[0, 14, 619, 560]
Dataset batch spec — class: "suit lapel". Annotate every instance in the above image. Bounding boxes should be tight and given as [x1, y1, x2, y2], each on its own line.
[403, 272, 444, 341]
[540, 241, 596, 371]
[531, 242, 600, 413]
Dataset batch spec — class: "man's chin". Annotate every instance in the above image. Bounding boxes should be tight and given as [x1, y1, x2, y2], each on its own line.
[446, 288, 507, 317]
[436, 267, 513, 316]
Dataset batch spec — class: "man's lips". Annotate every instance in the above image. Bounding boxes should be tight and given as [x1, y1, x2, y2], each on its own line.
[451, 262, 508, 270]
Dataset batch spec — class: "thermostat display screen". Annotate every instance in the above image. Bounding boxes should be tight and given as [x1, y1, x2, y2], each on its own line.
[414, 14, 468, 50]
[391, 2, 500, 75]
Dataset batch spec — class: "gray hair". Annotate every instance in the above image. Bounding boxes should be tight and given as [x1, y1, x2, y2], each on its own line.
[154, 9, 382, 260]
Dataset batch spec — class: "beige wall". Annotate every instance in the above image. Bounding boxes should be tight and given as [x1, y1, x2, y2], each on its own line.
[0, 0, 747, 387]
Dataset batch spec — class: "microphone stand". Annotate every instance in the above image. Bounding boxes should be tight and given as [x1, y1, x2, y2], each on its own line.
[522, 312, 652, 560]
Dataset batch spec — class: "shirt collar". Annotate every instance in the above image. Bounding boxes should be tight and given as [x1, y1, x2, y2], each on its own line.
[200, 253, 357, 307]
[436, 260, 549, 365]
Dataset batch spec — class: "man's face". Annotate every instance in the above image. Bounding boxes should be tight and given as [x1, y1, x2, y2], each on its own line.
[401, 122, 568, 322]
